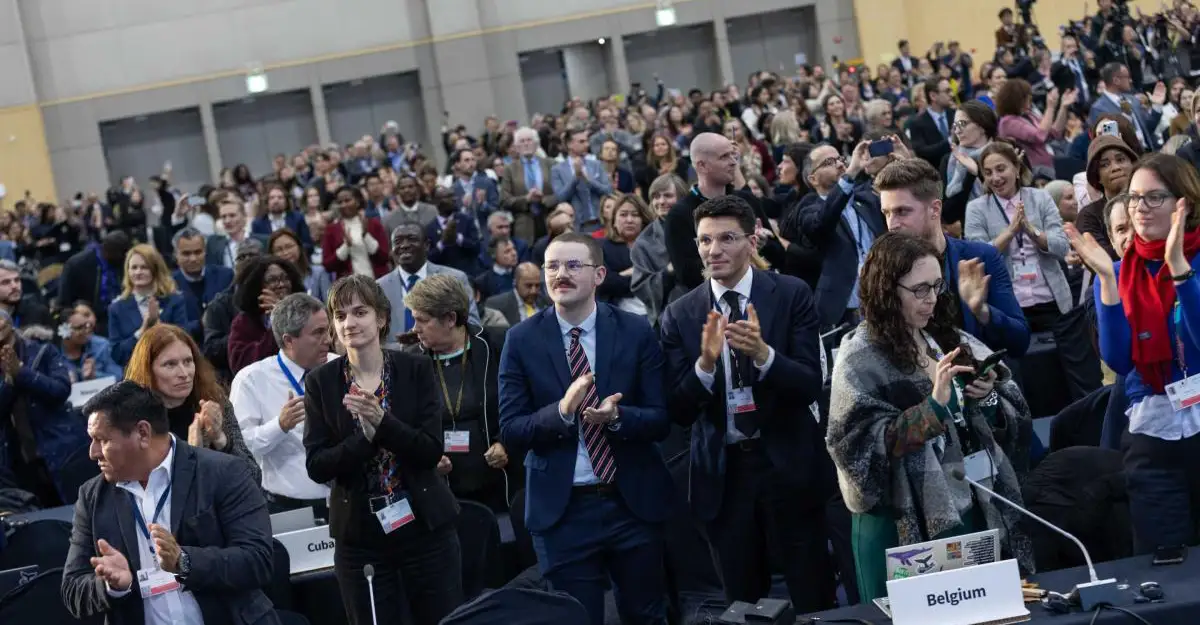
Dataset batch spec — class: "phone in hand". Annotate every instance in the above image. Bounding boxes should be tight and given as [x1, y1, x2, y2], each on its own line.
[1152, 544, 1187, 566]
[868, 140, 894, 158]
[1098, 120, 1120, 138]
[187, 195, 206, 208]
[963, 349, 1008, 384]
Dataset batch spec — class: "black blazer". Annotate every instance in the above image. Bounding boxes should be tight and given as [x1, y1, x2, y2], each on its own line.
[907, 108, 955, 169]
[61, 441, 277, 625]
[939, 150, 978, 227]
[658, 270, 830, 520]
[303, 350, 458, 544]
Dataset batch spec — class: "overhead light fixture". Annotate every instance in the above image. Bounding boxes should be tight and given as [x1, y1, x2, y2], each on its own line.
[598, 37, 606, 45]
[246, 62, 267, 94]
[656, 0, 676, 27]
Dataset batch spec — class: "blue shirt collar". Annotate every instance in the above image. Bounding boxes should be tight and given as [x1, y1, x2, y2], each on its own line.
[555, 303, 598, 338]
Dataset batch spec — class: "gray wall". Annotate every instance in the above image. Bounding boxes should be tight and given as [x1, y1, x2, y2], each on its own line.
[7, 0, 861, 198]
[100, 108, 210, 193]
[324, 73, 427, 148]
[728, 8, 818, 84]
[519, 51, 569, 118]
[214, 90, 318, 177]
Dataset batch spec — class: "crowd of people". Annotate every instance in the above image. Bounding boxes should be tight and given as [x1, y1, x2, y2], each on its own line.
[1, 1, 1200, 624]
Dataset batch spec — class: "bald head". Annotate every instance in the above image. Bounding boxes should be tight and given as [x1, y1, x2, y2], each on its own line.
[514, 262, 543, 305]
[690, 132, 736, 187]
[690, 133, 726, 160]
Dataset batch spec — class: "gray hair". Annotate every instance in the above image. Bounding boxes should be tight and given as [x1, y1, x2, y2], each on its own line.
[0, 259, 18, 275]
[514, 127, 539, 143]
[272, 293, 325, 347]
[171, 227, 206, 249]
[487, 211, 514, 228]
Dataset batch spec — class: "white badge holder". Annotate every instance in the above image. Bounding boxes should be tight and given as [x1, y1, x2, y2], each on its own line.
[375, 497, 416, 534]
[444, 430, 470, 453]
[137, 568, 180, 599]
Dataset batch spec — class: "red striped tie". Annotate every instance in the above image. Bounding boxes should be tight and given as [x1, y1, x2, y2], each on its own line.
[567, 327, 616, 482]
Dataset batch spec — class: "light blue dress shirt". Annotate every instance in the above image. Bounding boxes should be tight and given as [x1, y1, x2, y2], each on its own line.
[555, 305, 601, 485]
[835, 177, 875, 309]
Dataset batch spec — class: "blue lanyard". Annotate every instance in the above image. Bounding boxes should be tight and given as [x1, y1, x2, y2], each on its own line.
[128, 438, 174, 554]
[1175, 303, 1188, 376]
[277, 353, 304, 396]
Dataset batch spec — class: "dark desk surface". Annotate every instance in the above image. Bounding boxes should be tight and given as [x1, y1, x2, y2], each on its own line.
[805, 548, 1200, 623]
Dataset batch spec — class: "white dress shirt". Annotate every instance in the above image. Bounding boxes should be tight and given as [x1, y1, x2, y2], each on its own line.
[107, 435, 204, 625]
[554, 305, 602, 485]
[692, 270, 777, 444]
[336, 216, 379, 277]
[231, 352, 333, 500]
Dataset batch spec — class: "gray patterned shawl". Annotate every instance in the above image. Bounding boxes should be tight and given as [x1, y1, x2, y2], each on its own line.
[826, 326, 1035, 573]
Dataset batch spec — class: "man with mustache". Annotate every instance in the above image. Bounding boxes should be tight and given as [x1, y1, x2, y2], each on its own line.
[377, 223, 479, 347]
[499, 232, 673, 625]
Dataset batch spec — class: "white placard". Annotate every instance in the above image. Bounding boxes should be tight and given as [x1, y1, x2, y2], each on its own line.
[275, 524, 335, 574]
[886, 559, 1028, 625]
[69, 376, 117, 408]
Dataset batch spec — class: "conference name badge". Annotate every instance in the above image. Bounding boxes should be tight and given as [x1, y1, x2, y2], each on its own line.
[726, 387, 757, 415]
[1165, 375, 1200, 412]
[1014, 258, 1038, 282]
[444, 430, 470, 453]
[963, 450, 998, 486]
[137, 567, 180, 599]
[375, 497, 416, 534]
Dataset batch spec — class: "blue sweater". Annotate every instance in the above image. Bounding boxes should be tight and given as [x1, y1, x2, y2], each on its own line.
[1096, 255, 1200, 406]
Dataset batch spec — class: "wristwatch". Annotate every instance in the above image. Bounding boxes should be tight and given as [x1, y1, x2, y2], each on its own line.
[176, 549, 192, 582]
[606, 409, 623, 432]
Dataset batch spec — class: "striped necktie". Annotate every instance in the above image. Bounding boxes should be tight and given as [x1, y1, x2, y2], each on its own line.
[567, 327, 615, 482]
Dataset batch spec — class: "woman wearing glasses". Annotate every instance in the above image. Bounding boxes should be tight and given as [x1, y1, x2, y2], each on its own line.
[964, 142, 1100, 402]
[827, 232, 1034, 602]
[227, 256, 306, 374]
[942, 101, 997, 236]
[1069, 153, 1200, 554]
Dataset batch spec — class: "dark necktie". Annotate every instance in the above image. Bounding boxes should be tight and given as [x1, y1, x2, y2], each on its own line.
[722, 291, 759, 437]
[403, 274, 419, 331]
[567, 327, 616, 482]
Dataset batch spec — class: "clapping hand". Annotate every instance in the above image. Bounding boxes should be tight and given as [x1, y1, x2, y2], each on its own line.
[725, 304, 770, 366]
[582, 392, 622, 426]
[483, 442, 509, 469]
[559, 372, 594, 418]
[957, 259, 992, 322]
[197, 400, 226, 450]
[952, 148, 978, 175]
[344, 387, 384, 428]
[436, 455, 453, 475]
[1009, 202, 1027, 234]
[90, 539, 132, 591]
[148, 524, 181, 573]
[1065, 223, 1115, 278]
[142, 298, 160, 331]
[698, 311, 726, 374]
[1150, 81, 1168, 107]
[278, 391, 306, 432]
[1165, 198, 1192, 276]
[82, 357, 96, 381]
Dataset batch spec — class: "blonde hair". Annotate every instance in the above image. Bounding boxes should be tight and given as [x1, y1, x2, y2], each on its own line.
[769, 110, 801, 145]
[120, 244, 177, 298]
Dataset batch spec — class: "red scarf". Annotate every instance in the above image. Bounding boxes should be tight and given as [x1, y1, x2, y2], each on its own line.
[1118, 228, 1200, 393]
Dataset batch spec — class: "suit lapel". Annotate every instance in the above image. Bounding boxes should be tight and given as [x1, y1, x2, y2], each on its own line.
[748, 270, 777, 347]
[170, 442, 195, 534]
[594, 305, 614, 395]
[540, 311, 571, 391]
[515, 160, 529, 194]
[111, 486, 142, 573]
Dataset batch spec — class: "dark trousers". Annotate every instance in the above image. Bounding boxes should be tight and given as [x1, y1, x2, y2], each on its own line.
[706, 444, 837, 613]
[266, 492, 329, 520]
[333, 523, 464, 625]
[1124, 432, 1200, 554]
[531, 488, 667, 625]
[1023, 302, 1102, 402]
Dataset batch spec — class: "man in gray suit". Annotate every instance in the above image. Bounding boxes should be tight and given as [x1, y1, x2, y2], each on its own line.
[378, 222, 479, 346]
[383, 175, 439, 235]
[484, 261, 549, 327]
[551, 126, 613, 233]
[62, 381, 278, 625]
[500, 126, 555, 242]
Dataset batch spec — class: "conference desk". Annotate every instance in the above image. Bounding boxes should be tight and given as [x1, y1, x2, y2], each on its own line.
[805, 548, 1200, 624]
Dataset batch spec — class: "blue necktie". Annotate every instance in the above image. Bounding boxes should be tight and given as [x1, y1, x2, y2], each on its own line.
[935, 113, 949, 138]
[403, 274, 419, 331]
[524, 158, 538, 191]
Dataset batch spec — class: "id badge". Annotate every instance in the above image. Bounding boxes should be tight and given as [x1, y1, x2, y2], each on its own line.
[137, 567, 180, 599]
[726, 387, 757, 415]
[375, 497, 416, 534]
[444, 430, 470, 453]
[1014, 258, 1039, 282]
[1165, 374, 1200, 412]
[963, 450, 999, 485]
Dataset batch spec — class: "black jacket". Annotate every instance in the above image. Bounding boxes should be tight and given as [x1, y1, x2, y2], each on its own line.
[202, 287, 238, 382]
[304, 349, 459, 545]
[907, 108, 956, 169]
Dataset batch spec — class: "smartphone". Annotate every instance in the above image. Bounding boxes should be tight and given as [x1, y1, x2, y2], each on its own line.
[1098, 120, 1120, 138]
[964, 349, 1008, 384]
[1152, 544, 1187, 566]
[187, 195, 206, 208]
[868, 140, 894, 158]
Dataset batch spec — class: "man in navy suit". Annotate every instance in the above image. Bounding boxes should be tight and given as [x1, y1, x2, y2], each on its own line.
[659, 195, 838, 613]
[171, 228, 233, 314]
[450, 148, 499, 224]
[427, 186, 482, 276]
[249, 183, 313, 253]
[1087, 62, 1166, 152]
[499, 232, 673, 625]
[876, 158, 1031, 355]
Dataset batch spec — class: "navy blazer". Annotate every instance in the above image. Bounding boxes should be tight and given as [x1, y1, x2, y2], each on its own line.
[452, 173, 500, 220]
[942, 235, 1032, 357]
[498, 303, 674, 532]
[250, 211, 314, 253]
[427, 212, 483, 276]
[659, 270, 827, 520]
[173, 265, 234, 312]
[107, 293, 193, 366]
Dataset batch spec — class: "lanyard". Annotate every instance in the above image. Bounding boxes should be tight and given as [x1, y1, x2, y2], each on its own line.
[434, 344, 470, 426]
[276, 353, 304, 397]
[94, 246, 112, 307]
[1175, 303, 1188, 376]
[128, 438, 175, 555]
[923, 331, 966, 426]
[991, 191, 1025, 251]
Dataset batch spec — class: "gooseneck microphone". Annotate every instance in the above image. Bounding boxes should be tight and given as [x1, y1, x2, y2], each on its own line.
[363, 564, 380, 625]
[950, 468, 1121, 611]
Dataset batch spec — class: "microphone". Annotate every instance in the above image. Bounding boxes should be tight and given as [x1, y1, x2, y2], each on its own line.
[950, 468, 1121, 611]
[363, 564, 380, 625]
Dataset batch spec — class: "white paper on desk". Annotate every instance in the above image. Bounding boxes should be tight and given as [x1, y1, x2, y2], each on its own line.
[69, 376, 116, 408]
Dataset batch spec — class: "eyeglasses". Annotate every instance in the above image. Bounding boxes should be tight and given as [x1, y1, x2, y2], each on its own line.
[1127, 191, 1174, 209]
[265, 274, 292, 287]
[814, 156, 846, 171]
[952, 120, 971, 130]
[695, 232, 750, 249]
[544, 260, 598, 275]
[897, 279, 947, 300]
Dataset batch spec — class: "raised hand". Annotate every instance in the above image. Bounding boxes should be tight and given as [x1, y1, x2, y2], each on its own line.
[559, 371, 594, 418]
[698, 311, 726, 373]
[1065, 223, 1116, 278]
[90, 539, 132, 591]
[725, 304, 770, 365]
[1166, 198, 1192, 276]
[142, 298, 160, 330]
[1150, 81, 1168, 107]
[957, 259, 992, 320]
[278, 391, 306, 432]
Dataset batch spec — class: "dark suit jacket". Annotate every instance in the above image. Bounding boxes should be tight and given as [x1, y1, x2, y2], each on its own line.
[61, 440, 277, 625]
[497, 303, 673, 532]
[172, 265, 234, 313]
[908, 107, 955, 169]
[1088, 95, 1161, 152]
[250, 211, 314, 253]
[303, 349, 459, 543]
[792, 179, 886, 327]
[107, 293, 194, 366]
[485, 290, 549, 327]
[57, 247, 120, 336]
[451, 173, 500, 220]
[427, 212, 483, 276]
[659, 270, 826, 520]
[942, 235, 1032, 357]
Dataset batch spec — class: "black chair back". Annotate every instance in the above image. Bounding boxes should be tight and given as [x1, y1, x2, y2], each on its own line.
[0, 567, 102, 625]
[55, 448, 101, 506]
[267, 538, 294, 611]
[507, 488, 536, 572]
[0, 520, 71, 573]
[439, 587, 589, 624]
[456, 499, 501, 599]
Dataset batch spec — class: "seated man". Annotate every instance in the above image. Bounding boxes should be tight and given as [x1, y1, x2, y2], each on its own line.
[62, 381, 278, 625]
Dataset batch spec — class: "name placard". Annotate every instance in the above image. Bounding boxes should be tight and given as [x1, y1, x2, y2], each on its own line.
[886, 559, 1029, 625]
[275, 524, 335, 574]
[69, 376, 116, 408]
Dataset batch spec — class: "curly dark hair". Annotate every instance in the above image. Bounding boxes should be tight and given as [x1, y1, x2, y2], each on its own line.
[859, 232, 973, 374]
[235, 255, 305, 315]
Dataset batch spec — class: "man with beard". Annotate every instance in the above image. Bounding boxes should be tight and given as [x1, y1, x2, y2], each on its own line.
[250, 183, 313, 253]
[1076, 135, 1137, 260]
[377, 222, 479, 347]
[382, 176, 438, 234]
[0, 260, 51, 329]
